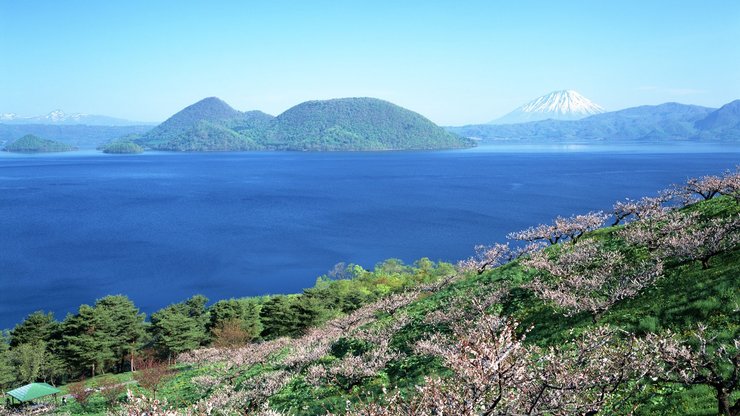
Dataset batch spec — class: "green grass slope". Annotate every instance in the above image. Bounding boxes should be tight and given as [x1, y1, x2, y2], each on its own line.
[73, 196, 737, 415]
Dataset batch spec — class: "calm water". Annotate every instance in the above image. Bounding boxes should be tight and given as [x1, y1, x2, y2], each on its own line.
[1, 144, 738, 328]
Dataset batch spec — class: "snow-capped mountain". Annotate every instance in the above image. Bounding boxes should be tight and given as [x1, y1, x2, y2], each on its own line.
[0, 110, 151, 126]
[491, 90, 605, 124]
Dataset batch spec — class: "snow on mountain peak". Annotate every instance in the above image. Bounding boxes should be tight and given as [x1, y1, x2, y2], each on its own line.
[492, 90, 605, 124]
[0, 110, 141, 126]
[46, 110, 67, 121]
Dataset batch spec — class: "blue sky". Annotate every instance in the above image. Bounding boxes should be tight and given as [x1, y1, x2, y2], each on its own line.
[1, 1, 739, 125]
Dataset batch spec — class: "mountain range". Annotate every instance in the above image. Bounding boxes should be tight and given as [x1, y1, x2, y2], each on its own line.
[0, 110, 151, 126]
[3, 94, 739, 151]
[450, 100, 740, 142]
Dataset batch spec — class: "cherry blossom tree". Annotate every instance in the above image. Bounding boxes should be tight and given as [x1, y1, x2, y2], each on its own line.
[662, 215, 740, 269]
[508, 211, 607, 245]
[339, 316, 650, 415]
[640, 326, 740, 416]
[611, 195, 669, 226]
[457, 243, 514, 274]
[413, 313, 532, 415]
[719, 167, 740, 204]
[683, 175, 726, 201]
[525, 326, 655, 415]
[619, 210, 700, 252]
[621, 209, 739, 269]
[457, 242, 544, 275]
[524, 239, 663, 321]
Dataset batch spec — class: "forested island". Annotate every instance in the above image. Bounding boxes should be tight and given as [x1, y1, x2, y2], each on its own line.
[1, 169, 738, 415]
[2, 134, 77, 153]
[128, 97, 473, 152]
[100, 141, 144, 154]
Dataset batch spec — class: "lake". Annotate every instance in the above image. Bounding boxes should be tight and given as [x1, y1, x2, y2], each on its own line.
[1, 143, 738, 329]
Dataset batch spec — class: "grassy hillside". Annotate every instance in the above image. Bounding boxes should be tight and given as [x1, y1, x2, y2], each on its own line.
[3, 134, 77, 152]
[43, 171, 739, 415]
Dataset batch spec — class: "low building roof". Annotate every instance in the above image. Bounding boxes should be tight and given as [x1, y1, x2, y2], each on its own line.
[6, 382, 61, 402]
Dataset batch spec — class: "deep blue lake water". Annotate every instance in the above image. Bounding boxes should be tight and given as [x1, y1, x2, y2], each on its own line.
[1, 143, 738, 329]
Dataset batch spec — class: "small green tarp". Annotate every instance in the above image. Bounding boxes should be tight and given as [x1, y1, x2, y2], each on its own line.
[6, 382, 60, 402]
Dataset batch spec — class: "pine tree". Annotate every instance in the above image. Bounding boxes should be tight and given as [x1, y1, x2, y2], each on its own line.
[208, 298, 263, 341]
[61, 305, 116, 377]
[151, 308, 205, 361]
[259, 296, 300, 339]
[9, 311, 59, 347]
[291, 294, 333, 334]
[150, 296, 209, 361]
[94, 295, 146, 372]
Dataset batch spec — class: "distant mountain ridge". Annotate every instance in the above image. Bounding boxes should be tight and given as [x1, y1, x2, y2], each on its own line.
[492, 90, 605, 124]
[450, 100, 740, 142]
[0, 110, 152, 126]
[695, 100, 740, 131]
[133, 97, 472, 151]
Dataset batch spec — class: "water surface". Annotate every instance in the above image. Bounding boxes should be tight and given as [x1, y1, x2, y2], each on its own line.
[1, 144, 738, 328]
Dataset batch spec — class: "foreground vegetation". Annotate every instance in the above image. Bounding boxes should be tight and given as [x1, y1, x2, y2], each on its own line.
[1, 168, 738, 415]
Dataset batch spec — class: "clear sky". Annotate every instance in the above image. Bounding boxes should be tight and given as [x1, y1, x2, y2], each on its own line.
[1, 1, 739, 125]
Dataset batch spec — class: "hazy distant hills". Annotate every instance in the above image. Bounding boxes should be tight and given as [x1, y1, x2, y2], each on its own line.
[450, 101, 740, 142]
[694, 100, 740, 139]
[0, 109, 154, 149]
[133, 97, 472, 151]
[0, 110, 151, 126]
[492, 90, 605, 124]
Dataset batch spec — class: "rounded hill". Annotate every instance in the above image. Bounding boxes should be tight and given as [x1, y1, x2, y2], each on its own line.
[269, 97, 472, 151]
[136, 97, 245, 149]
[3, 134, 77, 153]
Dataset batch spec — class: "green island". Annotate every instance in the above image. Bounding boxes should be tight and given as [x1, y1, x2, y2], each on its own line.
[131, 97, 473, 152]
[1, 170, 738, 415]
[3, 134, 77, 153]
[101, 141, 144, 154]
